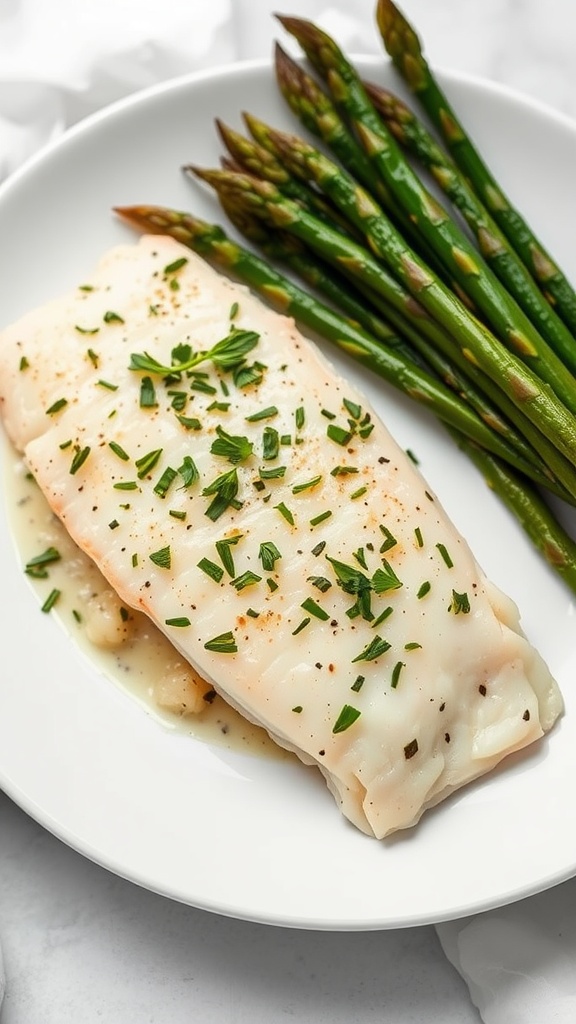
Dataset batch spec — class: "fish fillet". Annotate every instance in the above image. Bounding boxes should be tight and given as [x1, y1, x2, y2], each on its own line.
[0, 235, 562, 837]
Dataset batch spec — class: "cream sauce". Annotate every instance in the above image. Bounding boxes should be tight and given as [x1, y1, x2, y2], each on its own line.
[5, 447, 287, 760]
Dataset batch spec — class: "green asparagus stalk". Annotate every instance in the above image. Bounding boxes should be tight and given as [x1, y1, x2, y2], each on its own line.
[364, 80, 576, 375]
[450, 432, 576, 595]
[375, 0, 576, 335]
[186, 167, 576, 487]
[114, 202, 559, 487]
[276, 15, 576, 416]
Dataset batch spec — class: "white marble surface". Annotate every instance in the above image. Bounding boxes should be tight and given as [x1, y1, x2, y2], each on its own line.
[1, 1, 576, 1021]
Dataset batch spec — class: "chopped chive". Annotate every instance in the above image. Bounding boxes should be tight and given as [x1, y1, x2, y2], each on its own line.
[259, 541, 282, 572]
[292, 475, 322, 494]
[197, 558, 224, 583]
[330, 465, 359, 476]
[206, 400, 230, 413]
[301, 597, 330, 621]
[343, 398, 362, 420]
[168, 390, 188, 411]
[311, 541, 326, 557]
[169, 509, 187, 521]
[405, 642, 422, 650]
[41, 588, 61, 613]
[295, 406, 305, 429]
[96, 379, 119, 391]
[352, 635, 391, 663]
[332, 704, 361, 734]
[176, 414, 202, 431]
[108, 441, 130, 462]
[229, 301, 239, 320]
[414, 527, 424, 548]
[46, 398, 68, 415]
[204, 631, 237, 654]
[231, 570, 262, 592]
[259, 465, 286, 480]
[351, 675, 365, 692]
[321, 408, 336, 420]
[327, 424, 353, 446]
[69, 446, 91, 475]
[353, 548, 368, 570]
[75, 325, 99, 335]
[153, 466, 178, 499]
[436, 542, 454, 568]
[350, 486, 367, 500]
[215, 535, 242, 577]
[266, 577, 279, 592]
[139, 376, 158, 408]
[149, 545, 171, 570]
[275, 502, 294, 525]
[19, 356, 29, 371]
[307, 575, 332, 593]
[25, 546, 61, 578]
[371, 606, 393, 629]
[210, 425, 253, 465]
[86, 348, 99, 368]
[310, 510, 332, 527]
[164, 256, 188, 274]
[379, 526, 397, 553]
[131, 553, 138, 567]
[113, 481, 138, 491]
[262, 426, 280, 462]
[280, 434, 292, 446]
[450, 590, 471, 614]
[103, 310, 124, 324]
[391, 661, 404, 689]
[165, 616, 191, 628]
[108, 519, 120, 530]
[246, 608, 260, 618]
[358, 423, 374, 439]
[417, 581, 431, 599]
[245, 406, 278, 422]
[292, 617, 311, 635]
[135, 448, 162, 479]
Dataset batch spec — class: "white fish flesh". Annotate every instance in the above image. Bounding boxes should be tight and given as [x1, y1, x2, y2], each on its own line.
[0, 236, 563, 837]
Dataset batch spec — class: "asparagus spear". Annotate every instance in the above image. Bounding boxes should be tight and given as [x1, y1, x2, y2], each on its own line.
[375, 0, 576, 334]
[114, 203, 558, 485]
[218, 180, 561, 477]
[186, 167, 576, 485]
[451, 433, 576, 596]
[276, 15, 576, 416]
[364, 80, 576, 376]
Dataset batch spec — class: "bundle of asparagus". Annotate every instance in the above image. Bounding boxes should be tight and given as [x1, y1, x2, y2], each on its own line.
[116, 0, 576, 593]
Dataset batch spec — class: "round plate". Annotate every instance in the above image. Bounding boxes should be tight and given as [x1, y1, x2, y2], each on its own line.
[1, 57, 576, 929]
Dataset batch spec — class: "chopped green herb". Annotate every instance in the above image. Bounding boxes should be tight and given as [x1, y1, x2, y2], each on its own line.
[197, 558, 224, 583]
[103, 310, 125, 324]
[135, 448, 162, 479]
[165, 616, 191, 628]
[350, 486, 367, 500]
[139, 376, 157, 408]
[215, 535, 242, 577]
[25, 546, 61, 579]
[327, 423, 353, 446]
[301, 597, 330, 621]
[275, 502, 294, 525]
[391, 661, 404, 689]
[229, 301, 239, 320]
[113, 481, 138, 491]
[262, 426, 280, 462]
[280, 434, 292, 446]
[414, 527, 424, 548]
[352, 635, 391, 663]
[406, 449, 419, 464]
[202, 467, 240, 521]
[358, 423, 374, 439]
[311, 541, 326, 557]
[292, 475, 322, 494]
[46, 398, 68, 415]
[131, 553, 138, 568]
[353, 548, 368, 570]
[332, 704, 361, 734]
[233, 363, 264, 389]
[307, 575, 332, 593]
[321, 408, 336, 420]
[69, 445, 91, 475]
[436, 543, 454, 568]
[41, 588, 61, 613]
[176, 414, 202, 431]
[372, 560, 403, 594]
[266, 577, 279, 592]
[417, 581, 431, 599]
[75, 325, 99, 335]
[292, 705, 303, 713]
[169, 509, 187, 521]
[292, 617, 311, 635]
[379, 526, 397, 553]
[153, 466, 177, 499]
[310, 510, 332, 527]
[259, 541, 282, 572]
[206, 400, 230, 413]
[405, 642, 422, 651]
[168, 390, 188, 411]
[343, 398, 362, 420]
[351, 675, 365, 692]
[371, 606, 393, 629]
[246, 608, 260, 618]
[295, 406, 305, 430]
[231, 570, 262, 592]
[245, 405, 278, 422]
[450, 590, 471, 614]
[86, 348, 99, 368]
[19, 356, 29, 371]
[259, 465, 286, 480]
[177, 456, 199, 489]
[330, 465, 358, 477]
[149, 546, 172, 570]
[210, 425, 253, 464]
[190, 378, 217, 396]
[96, 379, 118, 391]
[164, 256, 188, 274]
[204, 631, 238, 654]
[109, 441, 130, 462]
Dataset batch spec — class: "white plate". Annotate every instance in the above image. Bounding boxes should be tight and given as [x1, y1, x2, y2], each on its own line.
[1, 57, 576, 930]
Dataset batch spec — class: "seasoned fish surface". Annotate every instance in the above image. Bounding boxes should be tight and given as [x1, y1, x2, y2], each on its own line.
[0, 236, 562, 837]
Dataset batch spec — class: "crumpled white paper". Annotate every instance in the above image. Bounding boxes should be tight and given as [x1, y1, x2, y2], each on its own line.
[1, 2, 576, 1022]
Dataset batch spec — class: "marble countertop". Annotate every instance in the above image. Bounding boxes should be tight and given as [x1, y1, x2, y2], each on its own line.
[2, 2, 576, 1021]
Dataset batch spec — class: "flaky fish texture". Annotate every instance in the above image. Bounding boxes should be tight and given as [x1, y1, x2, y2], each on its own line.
[0, 236, 563, 837]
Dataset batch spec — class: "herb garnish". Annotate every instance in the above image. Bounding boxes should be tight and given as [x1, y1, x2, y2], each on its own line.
[202, 468, 241, 521]
[204, 631, 238, 654]
[301, 597, 330, 621]
[450, 590, 471, 614]
[332, 704, 361, 734]
[259, 541, 282, 572]
[129, 328, 259, 377]
[352, 635, 391, 663]
[149, 546, 172, 569]
[69, 445, 91, 475]
[198, 558, 224, 583]
[25, 546, 61, 579]
[135, 448, 162, 479]
[231, 570, 262, 592]
[216, 535, 242, 576]
[210, 425, 253, 464]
